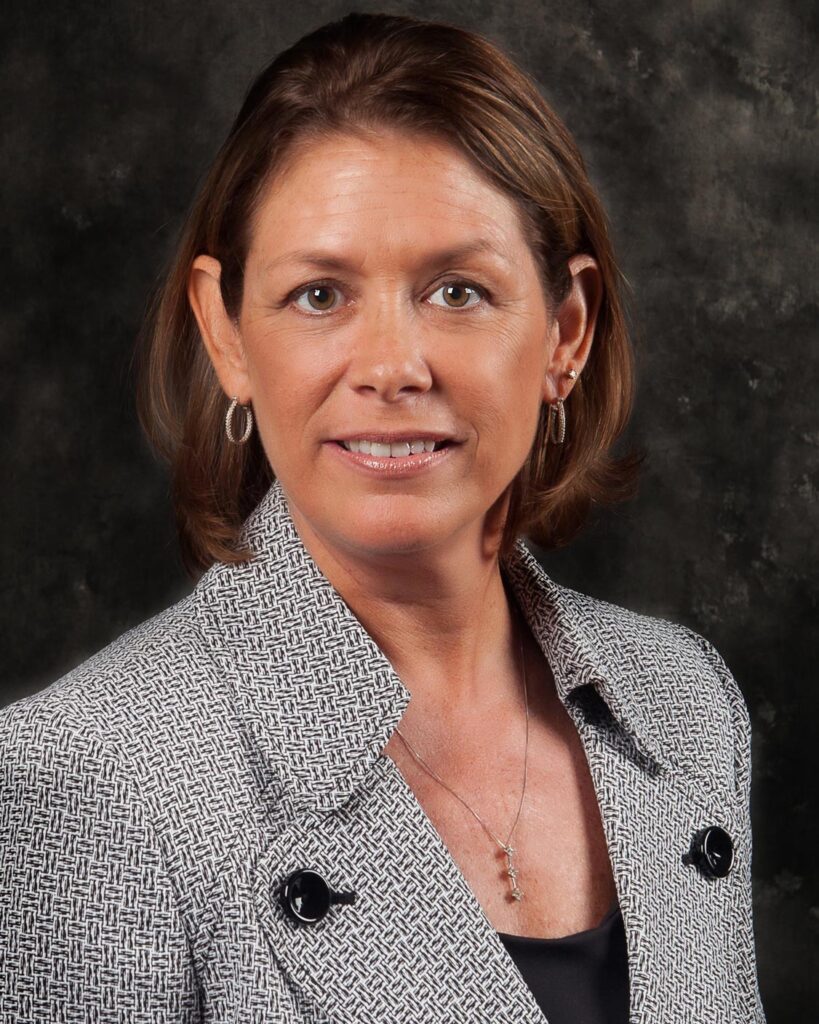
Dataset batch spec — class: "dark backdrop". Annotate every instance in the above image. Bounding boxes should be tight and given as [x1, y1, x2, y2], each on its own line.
[2, 1, 816, 1018]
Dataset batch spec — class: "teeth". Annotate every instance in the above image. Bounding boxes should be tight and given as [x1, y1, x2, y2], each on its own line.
[341, 439, 443, 456]
[371, 442, 400, 457]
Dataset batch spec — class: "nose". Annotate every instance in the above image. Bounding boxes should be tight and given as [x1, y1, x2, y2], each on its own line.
[345, 306, 434, 401]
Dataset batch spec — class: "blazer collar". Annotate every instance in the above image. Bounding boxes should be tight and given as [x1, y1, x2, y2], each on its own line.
[193, 478, 672, 817]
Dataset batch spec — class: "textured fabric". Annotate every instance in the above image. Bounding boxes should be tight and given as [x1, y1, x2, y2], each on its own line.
[497, 898, 629, 1023]
[0, 477, 766, 1023]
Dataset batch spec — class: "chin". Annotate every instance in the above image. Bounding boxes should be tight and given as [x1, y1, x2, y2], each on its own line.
[328, 511, 451, 557]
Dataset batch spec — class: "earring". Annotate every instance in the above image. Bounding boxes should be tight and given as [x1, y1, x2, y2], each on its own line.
[225, 396, 253, 445]
[547, 398, 566, 444]
[545, 368, 577, 445]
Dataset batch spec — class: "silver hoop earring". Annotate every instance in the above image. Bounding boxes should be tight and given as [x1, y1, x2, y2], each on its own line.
[547, 397, 566, 445]
[225, 396, 253, 445]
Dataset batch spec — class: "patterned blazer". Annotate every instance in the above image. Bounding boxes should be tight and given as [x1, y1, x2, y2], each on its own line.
[0, 478, 766, 1023]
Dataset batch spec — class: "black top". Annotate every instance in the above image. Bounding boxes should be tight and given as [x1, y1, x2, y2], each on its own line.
[496, 899, 629, 1024]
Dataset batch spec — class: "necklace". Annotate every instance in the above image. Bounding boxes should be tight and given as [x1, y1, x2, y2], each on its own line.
[394, 605, 530, 903]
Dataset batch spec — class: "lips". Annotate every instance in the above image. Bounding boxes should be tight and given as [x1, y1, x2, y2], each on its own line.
[325, 436, 458, 476]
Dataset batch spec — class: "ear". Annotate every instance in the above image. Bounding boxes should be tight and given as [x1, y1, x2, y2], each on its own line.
[542, 254, 603, 403]
[188, 255, 252, 402]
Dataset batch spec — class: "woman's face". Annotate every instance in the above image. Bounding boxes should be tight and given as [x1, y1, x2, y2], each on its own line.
[192, 130, 595, 561]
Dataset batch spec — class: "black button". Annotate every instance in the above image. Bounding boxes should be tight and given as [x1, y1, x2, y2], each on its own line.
[279, 868, 357, 925]
[683, 825, 735, 878]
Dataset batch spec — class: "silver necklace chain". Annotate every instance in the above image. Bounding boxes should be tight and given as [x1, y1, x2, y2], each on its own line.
[394, 608, 530, 902]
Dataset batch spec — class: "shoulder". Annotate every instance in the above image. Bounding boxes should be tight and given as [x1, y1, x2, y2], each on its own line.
[563, 578, 745, 693]
[556, 580, 752, 803]
[1, 592, 207, 749]
[0, 594, 189, 801]
[561, 580, 729, 673]
[1, 590, 270, 899]
[0, 605, 201, 1017]
[0, 590, 237, 830]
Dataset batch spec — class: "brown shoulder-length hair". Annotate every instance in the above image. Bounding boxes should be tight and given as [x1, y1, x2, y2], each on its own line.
[135, 10, 644, 582]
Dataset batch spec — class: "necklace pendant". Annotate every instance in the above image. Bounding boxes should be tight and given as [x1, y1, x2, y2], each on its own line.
[503, 845, 524, 902]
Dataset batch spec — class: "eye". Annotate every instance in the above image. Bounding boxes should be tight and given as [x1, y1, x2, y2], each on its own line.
[428, 280, 487, 309]
[286, 277, 488, 315]
[291, 281, 345, 315]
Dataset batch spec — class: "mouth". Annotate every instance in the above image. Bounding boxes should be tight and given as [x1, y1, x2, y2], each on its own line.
[334, 438, 454, 456]
[324, 437, 458, 476]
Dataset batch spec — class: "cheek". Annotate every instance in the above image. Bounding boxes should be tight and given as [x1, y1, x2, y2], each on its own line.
[245, 335, 329, 422]
[465, 333, 543, 438]
[474, 395, 537, 460]
[238, 344, 321, 470]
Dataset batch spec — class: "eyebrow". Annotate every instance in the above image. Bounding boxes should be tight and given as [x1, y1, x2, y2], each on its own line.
[262, 239, 511, 276]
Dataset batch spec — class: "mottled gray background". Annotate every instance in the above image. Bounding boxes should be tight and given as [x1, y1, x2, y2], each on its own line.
[1, 1, 816, 1018]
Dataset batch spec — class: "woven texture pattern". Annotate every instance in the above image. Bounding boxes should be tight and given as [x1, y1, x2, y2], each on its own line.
[0, 478, 766, 1022]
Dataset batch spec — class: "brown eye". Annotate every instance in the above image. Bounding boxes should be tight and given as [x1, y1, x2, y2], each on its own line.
[291, 282, 344, 314]
[429, 281, 485, 309]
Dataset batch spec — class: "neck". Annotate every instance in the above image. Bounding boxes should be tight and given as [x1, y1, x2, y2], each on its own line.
[284, 496, 524, 715]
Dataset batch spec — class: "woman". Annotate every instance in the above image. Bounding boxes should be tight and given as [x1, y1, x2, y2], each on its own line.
[0, 12, 765, 1024]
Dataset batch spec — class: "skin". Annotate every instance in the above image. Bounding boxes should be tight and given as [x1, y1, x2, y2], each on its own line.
[189, 131, 612, 935]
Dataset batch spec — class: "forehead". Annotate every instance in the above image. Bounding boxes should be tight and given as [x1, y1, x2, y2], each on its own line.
[247, 131, 529, 266]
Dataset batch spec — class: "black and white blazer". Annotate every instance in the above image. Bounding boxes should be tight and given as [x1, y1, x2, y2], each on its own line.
[0, 478, 766, 1022]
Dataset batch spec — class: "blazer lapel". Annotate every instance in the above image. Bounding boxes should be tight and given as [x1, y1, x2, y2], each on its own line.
[194, 478, 748, 1022]
[556, 683, 750, 1022]
[251, 754, 549, 1023]
[501, 548, 752, 1020]
[193, 476, 676, 819]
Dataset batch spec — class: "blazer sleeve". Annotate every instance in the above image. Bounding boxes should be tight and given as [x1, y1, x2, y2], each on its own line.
[0, 701, 201, 1023]
[679, 628, 767, 1024]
